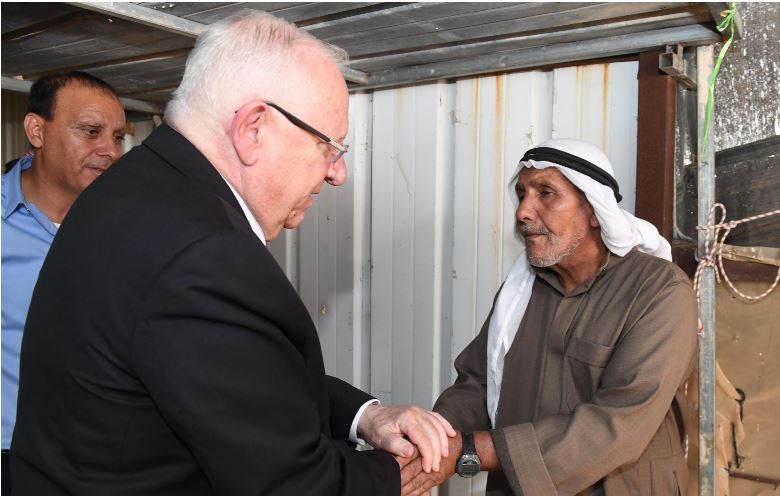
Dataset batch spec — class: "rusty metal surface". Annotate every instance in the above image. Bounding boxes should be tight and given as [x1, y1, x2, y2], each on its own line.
[636, 50, 676, 240]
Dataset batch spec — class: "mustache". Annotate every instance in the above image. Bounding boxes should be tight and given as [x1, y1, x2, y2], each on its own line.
[517, 222, 550, 236]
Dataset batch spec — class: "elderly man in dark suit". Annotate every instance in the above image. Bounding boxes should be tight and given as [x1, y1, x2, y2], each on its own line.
[11, 11, 453, 496]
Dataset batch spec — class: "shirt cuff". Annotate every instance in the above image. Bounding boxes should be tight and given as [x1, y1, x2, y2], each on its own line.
[349, 399, 380, 445]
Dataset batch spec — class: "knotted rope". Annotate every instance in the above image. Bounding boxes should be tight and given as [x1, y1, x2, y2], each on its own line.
[693, 203, 780, 334]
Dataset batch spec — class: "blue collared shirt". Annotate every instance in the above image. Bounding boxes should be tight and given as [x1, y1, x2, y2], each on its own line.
[1, 156, 58, 449]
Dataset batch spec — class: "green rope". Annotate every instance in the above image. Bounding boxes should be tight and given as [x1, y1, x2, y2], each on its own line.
[701, 2, 737, 154]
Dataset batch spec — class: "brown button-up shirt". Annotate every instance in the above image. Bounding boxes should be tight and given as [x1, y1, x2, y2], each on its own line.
[435, 249, 698, 495]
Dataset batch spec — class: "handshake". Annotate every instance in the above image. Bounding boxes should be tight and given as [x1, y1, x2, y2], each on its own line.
[358, 404, 484, 496]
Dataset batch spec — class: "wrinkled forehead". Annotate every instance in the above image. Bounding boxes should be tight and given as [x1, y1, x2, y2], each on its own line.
[515, 165, 590, 202]
[516, 165, 570, 188]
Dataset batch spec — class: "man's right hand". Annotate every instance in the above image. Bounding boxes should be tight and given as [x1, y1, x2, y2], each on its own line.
[398, 433, 461, 496]
[357, 404, 456, 473]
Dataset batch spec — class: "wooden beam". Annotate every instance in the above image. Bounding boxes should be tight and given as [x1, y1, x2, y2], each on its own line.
[635, 50, 677, 240]
[672, 241, 780, 282]
[1, 11, 92, 42]
[69, 2, 206, 37]
[0, 76, 164, 115]
[714, 136, 780, 247]
[21, 48, 193, 80]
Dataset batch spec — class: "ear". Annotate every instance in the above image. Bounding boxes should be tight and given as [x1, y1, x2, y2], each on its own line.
[590, 211, 600, 228]
[580, 197, 600, 228]
[230, 101, 267, 166]
[24, 113, 46, 149]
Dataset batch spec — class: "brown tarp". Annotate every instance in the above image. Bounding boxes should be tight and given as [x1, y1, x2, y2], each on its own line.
[685, 282, 780, 495]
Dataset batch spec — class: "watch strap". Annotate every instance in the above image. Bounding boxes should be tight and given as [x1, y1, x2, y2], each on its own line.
[456, 431, 481, 478]
[461, 431, 476, 455]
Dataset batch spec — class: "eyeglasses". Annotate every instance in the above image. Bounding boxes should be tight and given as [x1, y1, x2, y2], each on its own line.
[265, 101, 348, 163]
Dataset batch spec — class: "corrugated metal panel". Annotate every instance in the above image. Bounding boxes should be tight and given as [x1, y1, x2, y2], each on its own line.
[369, 82, 456, 408]
[552, 63, 638, 212]
[273, 60, 637, 496]
[337, 3, 692, 58]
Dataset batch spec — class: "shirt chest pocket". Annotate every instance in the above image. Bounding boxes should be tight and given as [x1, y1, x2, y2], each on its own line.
[564, 336, 615, 411]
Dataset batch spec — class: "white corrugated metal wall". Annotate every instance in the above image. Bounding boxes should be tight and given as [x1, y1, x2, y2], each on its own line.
[270, 60, 639, 496]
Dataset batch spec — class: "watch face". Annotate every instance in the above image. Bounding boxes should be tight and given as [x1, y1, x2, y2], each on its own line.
[457, 454, 481, 477]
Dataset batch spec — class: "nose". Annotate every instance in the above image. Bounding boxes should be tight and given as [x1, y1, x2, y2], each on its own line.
[97, 134, 122, 163]
[325, 156, 347, 186]
[515, 195, 537, 225]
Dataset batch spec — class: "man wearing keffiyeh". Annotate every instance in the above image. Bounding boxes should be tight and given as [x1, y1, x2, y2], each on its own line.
[400, 138, 698, 496]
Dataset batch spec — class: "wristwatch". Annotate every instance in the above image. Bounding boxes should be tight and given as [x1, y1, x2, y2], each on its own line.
[456, 432, 481, 478]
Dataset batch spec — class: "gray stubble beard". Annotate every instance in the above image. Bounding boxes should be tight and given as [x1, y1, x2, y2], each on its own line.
[523, 226, 585, 268]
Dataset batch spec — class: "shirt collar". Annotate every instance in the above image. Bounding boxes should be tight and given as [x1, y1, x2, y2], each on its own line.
[2, 155, 34, 220]
[220, 176, 267, 245]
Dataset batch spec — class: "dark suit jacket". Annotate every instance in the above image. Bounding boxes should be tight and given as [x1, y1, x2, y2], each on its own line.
[11, 124, 399, 495]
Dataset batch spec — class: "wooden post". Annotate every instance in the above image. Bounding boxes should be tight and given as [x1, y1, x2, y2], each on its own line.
[636, 50, 676, 240]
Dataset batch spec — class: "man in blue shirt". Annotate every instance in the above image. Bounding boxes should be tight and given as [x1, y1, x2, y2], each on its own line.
[1, 71, 125, 494]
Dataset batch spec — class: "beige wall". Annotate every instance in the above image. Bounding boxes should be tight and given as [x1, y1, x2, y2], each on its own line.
[1, 90, 29, 169]
[716, 282, 780, 495]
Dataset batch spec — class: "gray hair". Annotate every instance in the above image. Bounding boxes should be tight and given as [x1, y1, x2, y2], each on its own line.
[165, 10, 347, 128]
